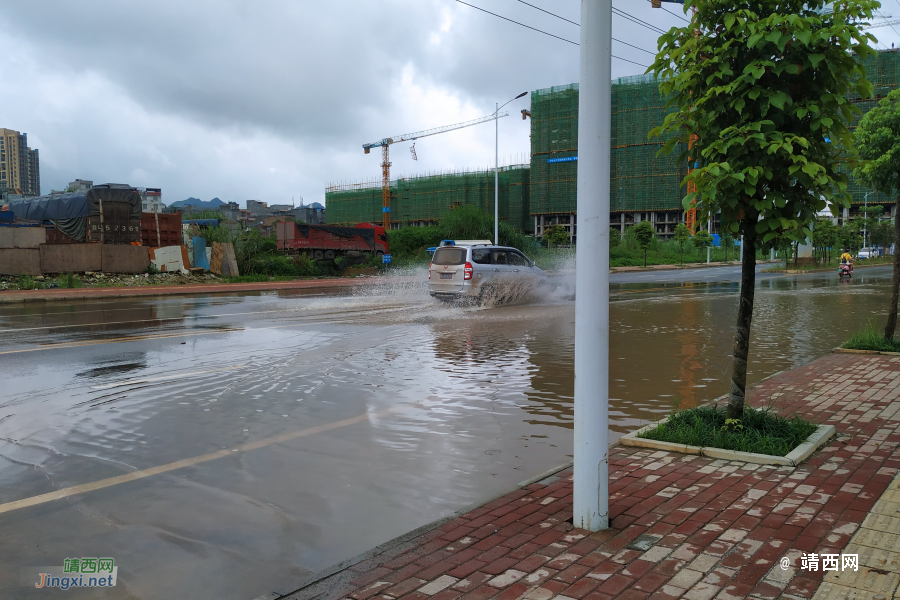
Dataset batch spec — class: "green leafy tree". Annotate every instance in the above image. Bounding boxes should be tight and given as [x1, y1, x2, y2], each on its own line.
[872, 220, 894, 254]
[650, 0, 876, 418]
[860, 205, 885, 247]
[812, 218, 839, 265]
[692, 230, 713, 255]
[673, 222, 691, 265]
[721, 232, 735, 262]
[609, 227, 621, 249]
[853, 89, 900, 337]
[543, 224, 570, 247]
[632, 221, 655, 267]
[840, 221, 864, 254]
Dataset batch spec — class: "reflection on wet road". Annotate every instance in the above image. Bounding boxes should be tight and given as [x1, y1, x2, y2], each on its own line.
[0, 266, 891, 598]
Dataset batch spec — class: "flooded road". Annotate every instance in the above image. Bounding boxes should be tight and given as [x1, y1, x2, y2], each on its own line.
[0, 266, 891, 599]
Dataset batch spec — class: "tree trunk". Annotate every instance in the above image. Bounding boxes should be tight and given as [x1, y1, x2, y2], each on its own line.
[727, 232, 757, 420]
[885, 197, 900, 340]
[644, 248, 647, 268]
[680, 246, 683, 266]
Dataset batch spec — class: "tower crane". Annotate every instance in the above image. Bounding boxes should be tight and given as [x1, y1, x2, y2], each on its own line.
[363, 113, 508, 230]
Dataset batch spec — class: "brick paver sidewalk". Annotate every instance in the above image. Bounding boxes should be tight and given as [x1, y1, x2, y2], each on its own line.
[281, 353, 900, 600]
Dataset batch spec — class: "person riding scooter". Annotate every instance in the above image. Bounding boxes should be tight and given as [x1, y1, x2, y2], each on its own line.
[840, 249, 854, 274]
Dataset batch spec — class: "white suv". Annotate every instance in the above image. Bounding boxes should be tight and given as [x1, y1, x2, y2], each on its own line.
[428, 242, 544, 302]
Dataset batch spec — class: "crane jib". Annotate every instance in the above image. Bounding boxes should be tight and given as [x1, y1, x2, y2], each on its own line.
[361, 112, 509, 151]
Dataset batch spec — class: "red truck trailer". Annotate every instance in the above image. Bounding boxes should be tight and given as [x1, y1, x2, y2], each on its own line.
[276, 222, 389, 259]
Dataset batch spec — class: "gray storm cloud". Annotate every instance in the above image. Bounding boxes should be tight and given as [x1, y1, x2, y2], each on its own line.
[0, 1, 716, 205]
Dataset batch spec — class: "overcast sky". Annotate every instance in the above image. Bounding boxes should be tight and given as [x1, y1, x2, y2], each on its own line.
[3, 1, 900, 207]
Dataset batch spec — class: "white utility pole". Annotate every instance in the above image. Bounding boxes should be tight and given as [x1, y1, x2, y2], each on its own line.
[863, 192, 870, 251]
[573, 0, 611, 532]
[494, 93, 528, 245]
[495, 102, 500, 245]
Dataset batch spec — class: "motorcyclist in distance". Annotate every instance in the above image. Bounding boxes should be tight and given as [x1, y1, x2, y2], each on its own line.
[840, 249, 854, 273]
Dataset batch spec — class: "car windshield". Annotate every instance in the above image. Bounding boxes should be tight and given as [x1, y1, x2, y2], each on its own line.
[433, 247, 467, 265]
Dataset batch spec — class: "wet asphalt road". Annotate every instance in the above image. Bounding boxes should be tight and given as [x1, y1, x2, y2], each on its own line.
[0, 264, 892, 599]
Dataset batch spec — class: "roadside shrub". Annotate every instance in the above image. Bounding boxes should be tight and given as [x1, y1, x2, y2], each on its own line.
[638, 405, 818, 456]
[55, 273, 82, 289]
[16, 275, 40, 290]
[843, 321, 900, 352]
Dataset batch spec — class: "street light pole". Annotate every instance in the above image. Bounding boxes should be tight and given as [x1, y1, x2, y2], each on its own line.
[863, 192, 870, 252]
[494, 93, 528, 245]
[573, 0, 611, 533]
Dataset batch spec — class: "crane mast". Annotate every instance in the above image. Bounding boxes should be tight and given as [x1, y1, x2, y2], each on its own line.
[363, 112, 508, 230]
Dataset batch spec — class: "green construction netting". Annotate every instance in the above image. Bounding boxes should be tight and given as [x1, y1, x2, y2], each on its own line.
[326, 166, 532, 231]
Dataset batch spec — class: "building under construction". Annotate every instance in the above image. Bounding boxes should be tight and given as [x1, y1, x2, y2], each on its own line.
[327, 49, 900, 240]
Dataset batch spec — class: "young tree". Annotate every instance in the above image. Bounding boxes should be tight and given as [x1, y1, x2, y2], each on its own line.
[610, 227, 622, 249]
[692, 230, 713, 254]
[812, 218, 838, 265]
[674, 222, 691, 265]
[632, 221, 656, 267]
[839, 224, 863, 255]
[721, 232, 735, 262]
[543, 224, 570, 247]
[872, 220, 894, 255]
[651, 0, 876, 418]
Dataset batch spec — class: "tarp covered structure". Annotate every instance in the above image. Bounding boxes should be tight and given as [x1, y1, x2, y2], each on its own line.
[8, 185, 142, 242]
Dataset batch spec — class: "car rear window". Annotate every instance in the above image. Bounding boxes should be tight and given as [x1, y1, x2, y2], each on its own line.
[433, 247, 467, 265]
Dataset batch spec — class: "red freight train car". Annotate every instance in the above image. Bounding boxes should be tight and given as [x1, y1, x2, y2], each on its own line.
[276, 222, 389, 259]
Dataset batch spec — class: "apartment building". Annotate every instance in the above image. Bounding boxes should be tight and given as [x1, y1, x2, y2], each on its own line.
[0, 128, 40, 196]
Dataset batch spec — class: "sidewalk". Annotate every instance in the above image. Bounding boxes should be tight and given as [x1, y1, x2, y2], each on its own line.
[276, 352, 900, 600]
[0, 276, 409, 304]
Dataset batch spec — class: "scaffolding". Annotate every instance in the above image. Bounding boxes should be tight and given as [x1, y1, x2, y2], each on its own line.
[530, 77, 688, 216]
[326, 166, 532, 231]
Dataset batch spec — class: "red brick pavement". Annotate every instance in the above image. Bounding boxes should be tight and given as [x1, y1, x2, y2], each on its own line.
[282, 353, 900, 600]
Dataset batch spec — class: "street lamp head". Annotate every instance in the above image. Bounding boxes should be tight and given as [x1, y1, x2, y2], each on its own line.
[515, 92, 528, 99]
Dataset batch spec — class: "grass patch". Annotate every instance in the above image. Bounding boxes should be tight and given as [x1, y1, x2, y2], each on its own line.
[55, 273, 82, 289]
[842, 321, 900, 353]
[16, 275, 42, 290]
[637, 405, 818, 457]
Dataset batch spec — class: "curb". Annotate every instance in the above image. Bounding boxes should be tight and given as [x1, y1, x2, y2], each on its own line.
[254, 461, 574, 600]
[608, 261, 763, 274]
[620, 420, 835, 467]
[833, 347, 900, 357]
[0, 277, 409, 304]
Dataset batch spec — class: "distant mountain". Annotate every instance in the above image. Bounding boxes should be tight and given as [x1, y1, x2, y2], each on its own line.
[170, 197, 226, 208]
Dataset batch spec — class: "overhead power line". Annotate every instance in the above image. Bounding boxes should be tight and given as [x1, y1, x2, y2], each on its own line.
[612, 7, 667, 35]
[453, 0, 650, 67]
[510, 0, 657, 56]
[454, 0, 577, 45]
[513, 0, 579, 27]
[645, 0, 691, 23]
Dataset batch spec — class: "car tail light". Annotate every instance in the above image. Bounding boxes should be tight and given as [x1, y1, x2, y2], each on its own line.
[464, 262, 473, 280]
[428, 263, 433, 279]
